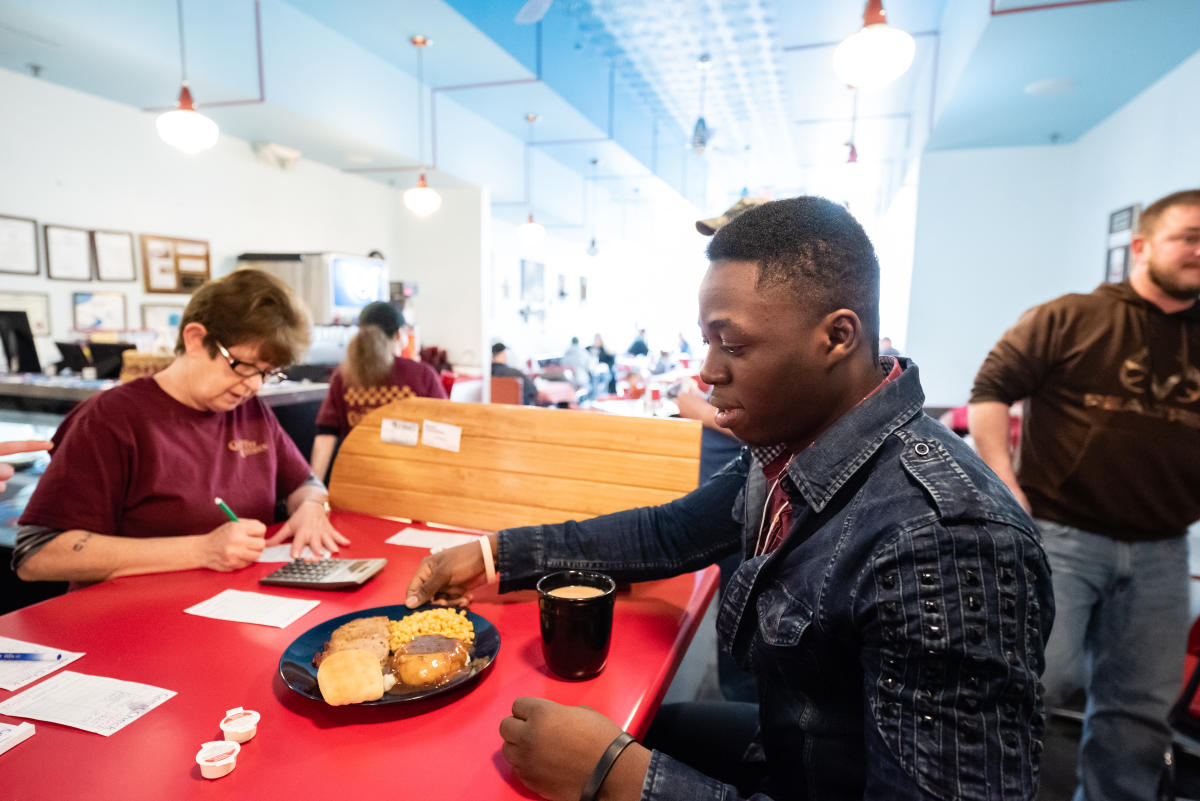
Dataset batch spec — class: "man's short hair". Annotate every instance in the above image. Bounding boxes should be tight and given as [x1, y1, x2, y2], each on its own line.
[176, 269, 310, 366]
[491, 342, 507, 357]
[706, 196, 880, 349]
[1139, 189, 1200, 236]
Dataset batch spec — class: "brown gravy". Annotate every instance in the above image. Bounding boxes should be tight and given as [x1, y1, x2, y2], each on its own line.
[547, 584, 605, 599]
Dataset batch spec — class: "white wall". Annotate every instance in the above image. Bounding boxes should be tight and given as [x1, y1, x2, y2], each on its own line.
[0, 67, 492, 371]
[906, 49, 1200, 407]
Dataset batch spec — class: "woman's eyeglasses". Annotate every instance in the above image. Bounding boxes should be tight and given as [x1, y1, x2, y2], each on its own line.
[215, 341, 288, 384]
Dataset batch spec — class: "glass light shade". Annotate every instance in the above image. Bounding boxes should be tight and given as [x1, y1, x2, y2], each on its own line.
[833, 24, 915, 89]
[517, 215, 547, 249]
[156, 108, 220, 154]
[403, 174, 442, 217]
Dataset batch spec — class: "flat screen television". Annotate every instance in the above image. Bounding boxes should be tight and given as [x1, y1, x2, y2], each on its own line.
[330, 255, 388, 321]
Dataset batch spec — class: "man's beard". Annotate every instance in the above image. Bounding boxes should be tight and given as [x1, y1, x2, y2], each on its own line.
[1148, 258, 1200, 301]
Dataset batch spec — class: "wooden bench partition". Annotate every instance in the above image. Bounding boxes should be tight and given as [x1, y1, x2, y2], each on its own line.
[328, 397, 702, 532]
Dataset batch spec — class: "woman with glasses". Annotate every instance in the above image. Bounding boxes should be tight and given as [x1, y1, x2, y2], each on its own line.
[13, 270, 345, 587]
[309, 301, 446, 483]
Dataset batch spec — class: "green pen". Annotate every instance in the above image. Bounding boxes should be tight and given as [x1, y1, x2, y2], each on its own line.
[214, 497, 239, 522]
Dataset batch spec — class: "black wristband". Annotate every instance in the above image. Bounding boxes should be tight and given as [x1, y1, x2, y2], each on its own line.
[579, 731, 637, 801]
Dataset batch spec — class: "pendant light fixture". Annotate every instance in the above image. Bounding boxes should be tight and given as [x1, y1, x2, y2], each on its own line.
[845, 89, 859, 163]
[517, 113, 546, 249]
[585, 157, 600, 257]
[403, 35, 442, 217]
[833, 0, 915, 90]
[156, 0, 220, 154]
[691, 53, 713, 155]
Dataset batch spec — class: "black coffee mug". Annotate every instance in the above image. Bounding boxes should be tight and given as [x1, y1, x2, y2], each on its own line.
[536, 570, 616, 680]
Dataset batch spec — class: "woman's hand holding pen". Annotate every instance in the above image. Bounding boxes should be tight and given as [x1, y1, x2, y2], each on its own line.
[201, 519, 267, 571]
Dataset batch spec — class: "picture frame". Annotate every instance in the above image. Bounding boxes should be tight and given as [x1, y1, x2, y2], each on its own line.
[0, 215, 39, 276]
[1105, 204, 1141, 283]
[140, 234, 211, 293]
[93, 230, 137, 282]
[520, 259, 544, 304]
[0, 291, 51, 336]
[45, 224, 92, 281]
[73, 291, 126, 332]
[141, 303, 185, 344]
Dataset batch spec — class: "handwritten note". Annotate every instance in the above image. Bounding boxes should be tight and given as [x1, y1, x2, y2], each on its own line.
[0, 636, 84, 691]
[381, 418, 419, 446]
[183, 589, 319, 628]
[421, 419, 462, 452]
[0, 671, 175, 736]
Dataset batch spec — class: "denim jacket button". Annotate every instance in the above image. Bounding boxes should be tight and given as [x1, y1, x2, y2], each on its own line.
[881, 573, 897, 589]
[962, 569, 980, 586]
[919, 571, 936, 586]
[922, 599, 939, 613]
[914, 442, 930, 456]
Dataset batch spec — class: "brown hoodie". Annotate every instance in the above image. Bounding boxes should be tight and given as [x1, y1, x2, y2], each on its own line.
[971, 280, 1200, 540]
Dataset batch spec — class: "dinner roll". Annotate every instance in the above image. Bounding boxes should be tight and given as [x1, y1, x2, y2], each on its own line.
[316, 648, 386, 705]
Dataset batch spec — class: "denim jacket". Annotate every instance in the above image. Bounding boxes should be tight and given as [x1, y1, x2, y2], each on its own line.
[497, 360, 1054, 801]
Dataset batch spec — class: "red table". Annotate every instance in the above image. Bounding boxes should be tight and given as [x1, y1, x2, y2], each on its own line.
[0, 511, 718, 799]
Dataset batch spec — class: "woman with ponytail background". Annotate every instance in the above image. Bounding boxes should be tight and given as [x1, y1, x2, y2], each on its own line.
[310, 301, 446, 482]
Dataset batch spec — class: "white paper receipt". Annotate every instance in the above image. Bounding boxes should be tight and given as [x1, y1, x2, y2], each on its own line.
[0, 671, 175, 737]
[381, 418, 420, 446]
[184, 589, 319, 628]
[0, 635, 85, 691]
[385, 527, 481, 552]
[421, 419, 462, 452]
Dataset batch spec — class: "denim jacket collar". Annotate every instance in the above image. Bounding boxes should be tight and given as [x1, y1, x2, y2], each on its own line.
[786, 357, 925, 513]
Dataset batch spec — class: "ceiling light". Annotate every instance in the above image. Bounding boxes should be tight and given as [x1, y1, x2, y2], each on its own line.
[405, 35, 441, 217]
[518, 113, 545, 251]
[833, 0, 915, 90]
[157, 0, 219, 154]
[518, 213, 547, 249]
[404, 173, 443, 217]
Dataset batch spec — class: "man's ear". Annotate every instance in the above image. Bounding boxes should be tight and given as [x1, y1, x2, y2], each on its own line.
[1130, 232, 1148, 264]
[181, 322, 208, 355]
[822, 309, 864, 363]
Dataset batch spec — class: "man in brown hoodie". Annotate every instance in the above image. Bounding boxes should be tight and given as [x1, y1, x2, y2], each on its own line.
[970, 189, 1200, 800]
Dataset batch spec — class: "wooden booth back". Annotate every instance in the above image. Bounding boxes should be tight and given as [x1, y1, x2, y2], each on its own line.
[328, 398, 702, 532]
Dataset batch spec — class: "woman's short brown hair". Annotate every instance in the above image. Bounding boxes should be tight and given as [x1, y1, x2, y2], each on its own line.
[175, 269, 311, 366]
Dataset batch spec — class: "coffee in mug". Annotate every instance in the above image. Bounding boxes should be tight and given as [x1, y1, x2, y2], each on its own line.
[536, 570, 616, 680]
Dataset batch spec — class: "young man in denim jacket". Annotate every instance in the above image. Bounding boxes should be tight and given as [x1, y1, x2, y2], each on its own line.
[406, 196, 1054, 801]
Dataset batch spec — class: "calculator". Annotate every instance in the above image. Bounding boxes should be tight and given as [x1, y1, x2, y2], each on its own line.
[259, 558, 387, 590]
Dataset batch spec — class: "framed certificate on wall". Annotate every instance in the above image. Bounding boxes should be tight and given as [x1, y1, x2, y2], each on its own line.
[46, 224, 92, 281]
[0, 215, 39, 276]
[93, 230, 137, 281]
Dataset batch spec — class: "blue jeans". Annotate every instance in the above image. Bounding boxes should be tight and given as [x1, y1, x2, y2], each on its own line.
[1038, 520, 1190, 801]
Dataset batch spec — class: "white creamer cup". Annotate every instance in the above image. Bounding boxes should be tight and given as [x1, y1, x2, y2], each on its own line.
[196, 740, 240, 779]
[219, 707, 260, 743]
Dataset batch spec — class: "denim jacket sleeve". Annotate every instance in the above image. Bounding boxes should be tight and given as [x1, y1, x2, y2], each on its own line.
[495, 451, 749, 592]
[854, 519, 1051, 800]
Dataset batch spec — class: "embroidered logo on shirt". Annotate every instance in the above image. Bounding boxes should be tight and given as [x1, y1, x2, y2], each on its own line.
[228, 439, 269, 458]
[1118, 347, 1200, 404]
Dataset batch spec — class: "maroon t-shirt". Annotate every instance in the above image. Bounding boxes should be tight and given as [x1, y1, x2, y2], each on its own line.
[20, 377, 313, 538]
[315, 357, 448, 438]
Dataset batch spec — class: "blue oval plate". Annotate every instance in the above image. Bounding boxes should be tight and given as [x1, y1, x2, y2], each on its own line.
[278, 604, 500, 705]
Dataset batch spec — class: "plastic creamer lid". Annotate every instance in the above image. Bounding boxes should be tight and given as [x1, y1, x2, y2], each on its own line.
[196, 740, 240, 766]
[220, 707, 260, 731]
